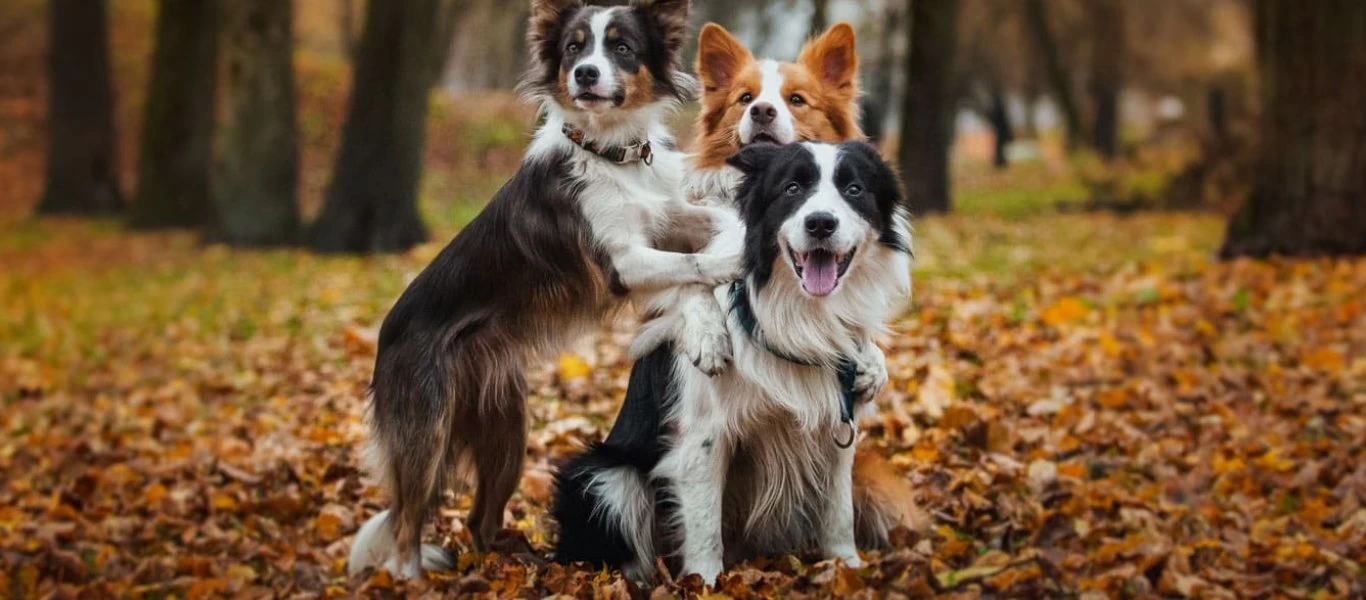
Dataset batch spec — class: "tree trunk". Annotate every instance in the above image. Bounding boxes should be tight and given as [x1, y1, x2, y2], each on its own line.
[987, 86, 1012, 169]
[308, 0, 459, 253]
[339, 0, 356, 60]
[898, 0, 959, 214]
[861, 2, 902, 144]
[809, 0, 829, 38]
[38, 0, 123, 215]
[212, 0, 300, 246]
[1088, 0, 1123, 160]
[1221, 0, 1366, 258]
[1024, 0, 1083, 151]
[130, 0, 219, 229]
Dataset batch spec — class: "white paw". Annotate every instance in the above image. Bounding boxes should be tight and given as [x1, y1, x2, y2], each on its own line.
[683, 561, 724, 586]
[679, 309, 732, 376]
[382, 554, 423, 580]
[852, 347, 888, 403]
[695, 253, 743, 286]
[839, 554, 865, 569]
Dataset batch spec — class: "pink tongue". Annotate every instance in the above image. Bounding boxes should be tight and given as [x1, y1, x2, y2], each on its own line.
[801, 252, 838, 296]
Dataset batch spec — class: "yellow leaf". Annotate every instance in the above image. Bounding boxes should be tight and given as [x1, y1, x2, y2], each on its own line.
[210, 492, 238, 512]
[1041, 296, 1088, 326]
[1303, 347, 1344, 372]
[316, 512, 343, 541]
[556, 354, 591, 381]
[145, 483, 168, 505]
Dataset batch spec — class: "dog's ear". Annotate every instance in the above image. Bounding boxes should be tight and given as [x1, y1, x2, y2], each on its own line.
[697, 23, 754, 93]
[727, 143, 782, 175]
[798, 22, 858, 95]
[631, 0, 689, 53]
[527, 0, 584, 56]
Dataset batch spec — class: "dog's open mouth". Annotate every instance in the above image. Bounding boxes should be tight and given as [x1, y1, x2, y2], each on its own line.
[575, 92, 625, 108]
[790, 247, 856, 296]
[743, 132, 780, 147]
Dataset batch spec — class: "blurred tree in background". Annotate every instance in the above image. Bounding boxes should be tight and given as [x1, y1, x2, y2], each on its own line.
[308, 0, 464, 253]
[1220, 0, 1366, 257]
[130, 0, 218, 229]
[899, 0, 960, 214]
[213, 0, 301, 246]
[38, 0, 122, 215]
[12, 0, 1362, 258]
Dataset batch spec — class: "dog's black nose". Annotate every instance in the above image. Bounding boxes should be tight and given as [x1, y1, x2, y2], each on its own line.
[804, 212, 838, 239]
[749, 102, 777, 125]
[574, 64, 599, 86]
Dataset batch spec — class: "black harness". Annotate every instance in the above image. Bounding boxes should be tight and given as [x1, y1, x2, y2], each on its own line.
[728, 280, 859, 448]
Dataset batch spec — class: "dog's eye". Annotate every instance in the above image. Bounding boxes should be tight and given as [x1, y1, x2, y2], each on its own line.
[845, 184, 863, 197]
[789, 94, 805, 106]
[566, 42, 582, 54]
[615, 43, 631, 55]
[784, 183, 802, 196]
[739, 92, 753, 104]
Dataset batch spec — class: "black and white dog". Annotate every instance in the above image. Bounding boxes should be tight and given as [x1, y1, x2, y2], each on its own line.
[349, 0, 740, 578]
[552, 140, 913, 582]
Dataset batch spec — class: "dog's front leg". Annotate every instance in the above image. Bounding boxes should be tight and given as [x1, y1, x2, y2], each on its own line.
[611, 245, 741, 292]
[852, 340, 888, 404]
[670, 426, 729, 584]
[820, 441, 863, 567]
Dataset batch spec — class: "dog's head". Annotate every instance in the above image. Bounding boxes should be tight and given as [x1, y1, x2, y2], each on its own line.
[729, 141, 907, 298]
[693, 23, 861, 168]
[519, 0, 693, 116]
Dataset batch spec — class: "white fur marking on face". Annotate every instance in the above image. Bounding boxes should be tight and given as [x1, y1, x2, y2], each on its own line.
[739, 60, 798, 145]
[570, 9, 621, 108]
[781, 143, 868, 257]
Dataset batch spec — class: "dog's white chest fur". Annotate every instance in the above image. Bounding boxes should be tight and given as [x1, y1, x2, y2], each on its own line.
[575, 145, 684, 243]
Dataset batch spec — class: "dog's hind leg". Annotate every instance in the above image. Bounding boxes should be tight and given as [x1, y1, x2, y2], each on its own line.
[463, 355, 528, 552]
[351, 338, 459, 577]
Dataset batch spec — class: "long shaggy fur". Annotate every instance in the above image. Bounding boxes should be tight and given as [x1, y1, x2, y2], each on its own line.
[553, 141, 923, 582]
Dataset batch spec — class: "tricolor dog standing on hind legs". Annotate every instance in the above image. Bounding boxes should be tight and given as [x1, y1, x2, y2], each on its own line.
[347, 0, 742, 579]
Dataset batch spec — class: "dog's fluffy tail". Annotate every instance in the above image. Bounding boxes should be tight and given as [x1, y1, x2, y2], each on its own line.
[552, 444, 657, 581]
[347, 510, 456, 578]
[853, 448, 930, 547]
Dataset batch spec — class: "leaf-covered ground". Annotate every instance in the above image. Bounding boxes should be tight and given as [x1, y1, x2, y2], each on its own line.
[3, 212, 1363, 599]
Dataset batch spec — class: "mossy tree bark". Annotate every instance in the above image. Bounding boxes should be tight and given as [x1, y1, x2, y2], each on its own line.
[212, 0, 300, 246]
[130, 0, 219, 229]
[1220, 0, 1366, 258]
[308, 0, 461, 254]
[39, 0, 123, 216]
[898, 0, 960, 214]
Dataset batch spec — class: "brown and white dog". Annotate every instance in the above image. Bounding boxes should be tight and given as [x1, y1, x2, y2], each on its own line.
[348, 0, 742, 579]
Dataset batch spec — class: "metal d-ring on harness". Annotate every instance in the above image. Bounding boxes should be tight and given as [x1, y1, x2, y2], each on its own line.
[728, 280, 860, 448]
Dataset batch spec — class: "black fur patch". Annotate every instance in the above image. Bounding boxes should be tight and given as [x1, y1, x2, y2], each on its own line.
[551, 343, 678, 568]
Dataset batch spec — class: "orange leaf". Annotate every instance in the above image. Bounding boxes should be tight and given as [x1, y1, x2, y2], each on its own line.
[1041, 297, 1089, 326]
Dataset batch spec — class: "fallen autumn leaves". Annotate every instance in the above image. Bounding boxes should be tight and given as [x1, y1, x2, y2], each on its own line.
[1, 216, 1363, 598]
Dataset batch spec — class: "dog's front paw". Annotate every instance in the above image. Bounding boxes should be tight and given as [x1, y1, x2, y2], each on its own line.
[682, 323, 732, 376]
[682, 561, 724, 587]
[693, 253, 743, 286]
[838, 553, 865, 569]
[852, 345, 888, 403]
